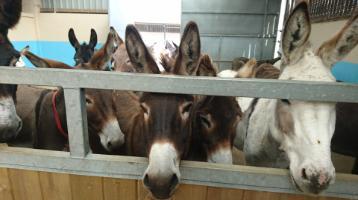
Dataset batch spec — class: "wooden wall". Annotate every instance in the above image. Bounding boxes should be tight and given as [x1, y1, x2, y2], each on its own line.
[0, 168, 348, 200]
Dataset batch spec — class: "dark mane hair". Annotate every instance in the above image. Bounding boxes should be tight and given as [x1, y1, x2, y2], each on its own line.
[0, 0, 22, 31]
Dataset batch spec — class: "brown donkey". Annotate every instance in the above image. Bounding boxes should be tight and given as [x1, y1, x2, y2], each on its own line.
[188, 55, 242, 163]
[113, 22, 202, 199]
[23, 30, 124, 153]
[0, 0, 23, 142]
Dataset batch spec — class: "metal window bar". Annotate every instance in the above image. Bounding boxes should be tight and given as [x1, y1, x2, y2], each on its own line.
[40, 0, 108, 13]
[309, 0, 357, 23]
[0, 66, 358, 199]
[134, 22, 181, 33]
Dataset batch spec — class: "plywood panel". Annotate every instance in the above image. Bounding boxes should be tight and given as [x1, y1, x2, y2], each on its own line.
[8, 169, 43, 200]
[103, 178, 136, 200]
[172, 184, 207, 200]
[279, 193, 348, 200]
[243, 190, 281, 200]
[207, 186, 245, 200]
[136, 180, 152, 200]
[39, 172, 72, 200]
[0, 168, 13, 200]
[70, 174, 103, 200]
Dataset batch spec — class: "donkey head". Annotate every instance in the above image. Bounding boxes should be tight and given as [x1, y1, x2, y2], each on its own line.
[68, 28, 98, 65]
[193, 55, 242, 164]
[110, 27, 135, 72]
[274, 2, 357, 194]
[26, 30, 124, 152]
[125, 22, 200, 199]
[0, 0, 23, 141]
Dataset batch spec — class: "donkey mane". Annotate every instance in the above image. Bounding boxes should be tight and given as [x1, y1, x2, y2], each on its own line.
[0, 0, 22, 31]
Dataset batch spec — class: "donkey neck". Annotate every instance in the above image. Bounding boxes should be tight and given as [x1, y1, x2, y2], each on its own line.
[243, 98, 289, 168]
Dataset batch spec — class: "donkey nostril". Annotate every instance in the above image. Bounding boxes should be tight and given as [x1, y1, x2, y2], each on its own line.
[169, 174, 179, 191]
[107, 141, 112, 148]
[16, 120, 22, 132]
[143, 174, 150, 188]
[302, 168, 308, 180]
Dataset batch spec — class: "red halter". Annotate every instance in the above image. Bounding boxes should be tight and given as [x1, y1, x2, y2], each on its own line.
[52, 90, 68, 139]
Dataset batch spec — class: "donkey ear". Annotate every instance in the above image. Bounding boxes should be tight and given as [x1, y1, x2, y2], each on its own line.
[89, 28, 98, 49]
[196, 55, 217, 77]
[88, 28, 117, 70]
[173, 21, 201, 75]
[281, 2, 311, 64]
[24, 50, 72, 69]
[68, 28, 80, 49]
[316, 13, 358, 67]
[125, 25, 159, 74]
[236, 58, 257, 78]
[110, 26, 124, 46]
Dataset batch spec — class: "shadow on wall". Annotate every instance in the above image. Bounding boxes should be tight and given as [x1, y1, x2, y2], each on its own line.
[12, 41, 102, 67]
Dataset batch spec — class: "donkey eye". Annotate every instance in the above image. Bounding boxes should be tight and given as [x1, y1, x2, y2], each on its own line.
[281, 99, 291, 105]
[182, 102, 193, 114]
[85, 97, 93, 105]
[199, 114, 211, 129]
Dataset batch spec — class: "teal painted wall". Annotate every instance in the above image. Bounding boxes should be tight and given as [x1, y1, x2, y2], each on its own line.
[13, 41, 102, 67]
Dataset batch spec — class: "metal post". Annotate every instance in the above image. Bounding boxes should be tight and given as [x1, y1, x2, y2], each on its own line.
[63, 88, 90, 158]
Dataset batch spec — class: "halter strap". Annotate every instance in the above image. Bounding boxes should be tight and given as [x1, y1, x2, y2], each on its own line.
[52, 90, 68, 139]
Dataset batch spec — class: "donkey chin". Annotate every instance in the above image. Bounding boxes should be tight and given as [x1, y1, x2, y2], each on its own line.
[0, 97, 22, 142]
[289, 160, 336, 194]
[99, 118, 125, 152]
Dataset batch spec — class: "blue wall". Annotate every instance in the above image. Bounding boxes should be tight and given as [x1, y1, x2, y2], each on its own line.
[13, 41, 102, 67]
[12, 41, 358, 83]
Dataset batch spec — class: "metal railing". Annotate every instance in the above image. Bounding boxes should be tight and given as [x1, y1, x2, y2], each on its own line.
[0, 66, 358, 198]
[310, 0, 357, 23]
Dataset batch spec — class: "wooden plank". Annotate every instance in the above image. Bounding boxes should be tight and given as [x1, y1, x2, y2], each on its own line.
[207, 186, 244, 200]
[38, 172, 72, 200]
[70, 174, 103, 200]
[0, 168, 13, 200]
[172, 184, 207, 200]
[279, 193, 349, 200]
[103, 178, 137, 200]
[8, 169, 43, 200]
[242, 190, 281, 200]
[136, 180, 152, 200]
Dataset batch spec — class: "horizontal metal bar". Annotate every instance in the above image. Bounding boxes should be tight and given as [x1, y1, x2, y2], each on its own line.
[0, 147, 356, 199]
[201, 33, 277, 38]
[63, 88, 90, 158]
[0, 67, 357, 103]
[182, 11, 279, 15]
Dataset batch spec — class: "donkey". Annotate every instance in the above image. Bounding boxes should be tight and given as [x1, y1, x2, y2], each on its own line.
[187, 55, 242, 163]
[0, 0, 23, 142]
[159, 50, 242, 164]
[235, 2, 358, 194]
[23, 30, 124, 153]
[112, 22, 202, 199]
[68, 28, 98, 65]
[110, 27, 136, 72]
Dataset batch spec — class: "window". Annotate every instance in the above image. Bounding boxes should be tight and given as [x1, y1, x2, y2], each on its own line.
[41, 0, 108, 14]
